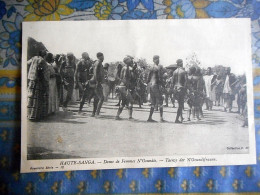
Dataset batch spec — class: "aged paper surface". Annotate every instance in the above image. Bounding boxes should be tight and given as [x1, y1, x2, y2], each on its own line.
[21, 19, 256, 173]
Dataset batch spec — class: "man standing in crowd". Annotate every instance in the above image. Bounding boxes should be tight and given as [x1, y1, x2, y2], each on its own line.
[223, 67, 237, 112]
[74, 52, 92, 101]
[78, 52, 105, 117]
[53, 54, 63, 106]
[203, 67, 215, 111]
[60, 52, 76, 111]
[102, 63, 110, 101]
[214, 75, 223, 107]
[147, 55, 164, 122]
[171, 59, 187, 123]
[115, 56, 135, 120]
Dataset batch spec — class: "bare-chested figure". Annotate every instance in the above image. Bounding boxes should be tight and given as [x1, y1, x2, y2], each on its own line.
[78, 52, 104, 117]
[115, 56, 135, 120]
[186, 66, 202, 121]
[74, 52, 92, 100]
[147, 55, 164, 122]
[60, 52, 76, 111]
[171, 59, 187, 123]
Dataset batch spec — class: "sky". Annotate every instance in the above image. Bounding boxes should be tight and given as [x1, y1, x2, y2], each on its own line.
[23, 19, 251, 75]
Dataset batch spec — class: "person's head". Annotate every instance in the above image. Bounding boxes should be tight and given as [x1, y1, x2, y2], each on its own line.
[206, 67, 212, 75]
[163, 72, 168, 79]
[82, 52, 89, 60]
[104, 63, 109, 70]
[189, 66, 196, 75]
[97, 52, 104, 62]
[195, 67, 202, 76]
[54, 54, 60, 63]
[226, 67, 231, 74]
[67, 52, 74, 62]
[39, 50, 47, 58]
[123, 56, 133, 66]
[176, 59, 183, 67]
[153, 55, 160, 65]
[117, 63, 122, 70]
[45, 52, 53, 63]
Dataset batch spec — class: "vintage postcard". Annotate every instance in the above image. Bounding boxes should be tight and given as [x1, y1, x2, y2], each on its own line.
[21, 19, 256, 173]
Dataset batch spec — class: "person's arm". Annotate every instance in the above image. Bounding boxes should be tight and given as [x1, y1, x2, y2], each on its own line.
[147, 69, 152, 84]
[74, 61, 80, 83]
[171, 73, 175, 89]
[95, 61, 103, 83]
[184, 71, 188, 89]
[59, 61, 66, 83]
[203, 79, 206, 94]
[27, 58, 32, 66]
[125, 65, 131, 89]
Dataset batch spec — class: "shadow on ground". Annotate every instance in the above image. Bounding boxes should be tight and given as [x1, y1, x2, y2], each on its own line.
[27, 147, 81, 160]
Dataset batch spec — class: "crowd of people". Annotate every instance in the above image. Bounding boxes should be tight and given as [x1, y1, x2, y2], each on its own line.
[27, 51, 248, 127]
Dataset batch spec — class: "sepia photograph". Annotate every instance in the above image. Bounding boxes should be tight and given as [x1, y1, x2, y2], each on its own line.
[21, 19, 256, 172]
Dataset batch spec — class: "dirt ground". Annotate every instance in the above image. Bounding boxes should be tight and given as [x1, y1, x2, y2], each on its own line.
[27, 99, 249, 160]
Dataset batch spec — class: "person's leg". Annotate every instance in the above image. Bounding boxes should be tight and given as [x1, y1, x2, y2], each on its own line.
[187, 100, 192, 121]
[237, 94, 241, 114]
[96, 84, 104, 115]
[63, 82, 74, 109]
[79, 86, 93, 112]
[165, 93, 169, 107]
[175, 103, 181, 123]
[148, 87, 156, 122]
[115, 92, 126, 120]
[180, 99, 185, 121]
[209, 100, 213, 110]
[223, 94, 228, 112]
[78, 82, 84, 101]
[216, 93, 220, 106]
[91, 95, 98, 117]
[59, 84, 64, 106]
[175, 95, 183, 123]
[158, 93, 164, 122]
[195, 106, 200, 121]
[79, 89, 87, 112]
[229, 96, 233, 112]
[127, 90, 134, 119]
[227, 95, 232, 112]
[199, 97, 204, 117]
[147, 106, 155, 122]
[205, 99, 209, 110]
[171, 95, 175, 108]
[128, 103, 133, 119]
[155, 103, 158, 111]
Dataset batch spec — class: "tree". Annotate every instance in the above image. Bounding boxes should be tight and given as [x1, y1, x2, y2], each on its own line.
[136, 58, 149, 69]
[212, 65, 227, 79]
[185, 52, 201, 70]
